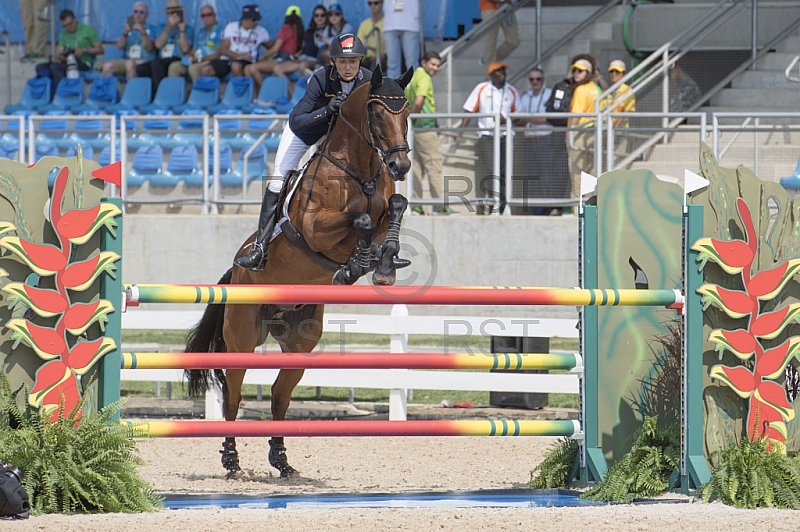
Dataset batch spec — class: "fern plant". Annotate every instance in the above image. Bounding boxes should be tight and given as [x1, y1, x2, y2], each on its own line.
[0, 374, 162, 514]
[701, 435, 800, 509]
[580, 416, 679, 502]
[528, 438, 579, 488]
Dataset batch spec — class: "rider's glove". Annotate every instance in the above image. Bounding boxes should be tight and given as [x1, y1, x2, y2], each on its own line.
[326, 92, 347, 117]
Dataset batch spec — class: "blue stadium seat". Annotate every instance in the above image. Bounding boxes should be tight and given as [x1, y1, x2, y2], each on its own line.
[72, 76, 119, 113]
[164, 145, 202, 187]
[128, 145, 164, 187]
[238, 143, 268, 183]
[98, 145, 111, 167]
[127, 110, 178, 150]
[211, 144, 238, 186]
[35, 143, 59, 162]
[64, 144, 94, 161]
[0, 147, 19, 160]
[780, 156, 800, 192]
[70, 112, 110, 151]
[217, 110, 249, 150]
[242, 76, 289, 113]
[5, 78, 51, 114]
[106, 77, 152, 113]
[39, 78, 84, 113]
[208, 77, 254, 114]
[139, 77, 185, 114]
[36, 111, 71, 150]
[276, 76, 309, 114]
[172, 110, 206, 147]
[172, 77, 219, 114]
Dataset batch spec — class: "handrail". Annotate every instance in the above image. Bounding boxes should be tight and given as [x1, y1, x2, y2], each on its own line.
[439, 0, 534, 62]
[508, 0, 622, 87]
[688, 12, 800, 112]
[1, 31, 9, 109]
[785, 55, 800, 83]
[718, 117, 752, 160]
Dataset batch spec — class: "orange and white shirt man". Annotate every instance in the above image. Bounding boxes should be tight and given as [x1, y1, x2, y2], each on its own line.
[461, 62, 519, 137]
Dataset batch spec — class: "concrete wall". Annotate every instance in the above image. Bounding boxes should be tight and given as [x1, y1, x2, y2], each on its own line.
[122, 214, 580, 320]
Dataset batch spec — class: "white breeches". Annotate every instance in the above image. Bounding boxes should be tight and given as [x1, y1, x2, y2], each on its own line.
[271, 123, 311, 193]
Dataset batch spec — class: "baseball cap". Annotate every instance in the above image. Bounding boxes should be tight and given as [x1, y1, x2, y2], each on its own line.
[608, 59, 626, 72]
[241, 4, 261, 21]
[570, 59, 592, 72]
[328, 3, 344, 14]
[487, 62, 507, 75]
[285, 5, 302, 17]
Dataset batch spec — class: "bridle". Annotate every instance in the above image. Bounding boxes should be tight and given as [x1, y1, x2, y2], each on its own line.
[320, 88, 410, 197]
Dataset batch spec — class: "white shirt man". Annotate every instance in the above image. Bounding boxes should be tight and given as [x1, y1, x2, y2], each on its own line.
[221, 19, 269, 62]
[519, 68, 552, 137]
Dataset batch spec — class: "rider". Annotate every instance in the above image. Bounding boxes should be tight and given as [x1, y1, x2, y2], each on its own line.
[235, 33, 372, 271]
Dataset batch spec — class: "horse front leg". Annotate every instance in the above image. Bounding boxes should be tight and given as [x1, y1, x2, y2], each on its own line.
[332, 213, 377, 285]
[373, 194, 410, 285]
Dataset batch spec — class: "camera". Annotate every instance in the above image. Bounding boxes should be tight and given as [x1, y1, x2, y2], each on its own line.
[62, 48, 75, 56]
[0, 461, 22, 483]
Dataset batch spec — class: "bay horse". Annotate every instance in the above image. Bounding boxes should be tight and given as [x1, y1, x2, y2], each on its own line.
[185, 65, 413, 479]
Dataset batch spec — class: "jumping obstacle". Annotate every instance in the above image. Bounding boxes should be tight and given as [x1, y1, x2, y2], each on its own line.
[121, 351, 583, 371]
[141, 419, 582, 438]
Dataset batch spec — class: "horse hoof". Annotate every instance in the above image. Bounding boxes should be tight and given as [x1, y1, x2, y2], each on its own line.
[372, 272, 396, 286]
[279, 465, 298, 478]
[269, 440, 298, 478]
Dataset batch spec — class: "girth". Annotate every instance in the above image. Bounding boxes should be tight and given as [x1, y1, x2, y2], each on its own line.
[279, 219, 342, 272]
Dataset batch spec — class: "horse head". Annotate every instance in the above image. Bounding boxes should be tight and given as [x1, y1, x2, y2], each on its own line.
[360, 64, 412, 181]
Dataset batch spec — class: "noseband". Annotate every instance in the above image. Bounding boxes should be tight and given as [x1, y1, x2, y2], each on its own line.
[321, 91, 410, 196]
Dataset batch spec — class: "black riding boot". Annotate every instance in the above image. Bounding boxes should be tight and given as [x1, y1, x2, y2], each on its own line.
[234, 190, 281, 271]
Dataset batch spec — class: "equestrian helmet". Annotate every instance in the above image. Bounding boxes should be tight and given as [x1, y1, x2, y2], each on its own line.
[329, 33, 365, 58]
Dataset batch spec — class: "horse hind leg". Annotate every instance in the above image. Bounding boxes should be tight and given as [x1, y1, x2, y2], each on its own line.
[219, 368, 247, 478]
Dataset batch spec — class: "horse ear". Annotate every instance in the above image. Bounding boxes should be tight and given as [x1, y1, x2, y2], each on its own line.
[371, 64, 383, 91]
[398, 67, 414, 89]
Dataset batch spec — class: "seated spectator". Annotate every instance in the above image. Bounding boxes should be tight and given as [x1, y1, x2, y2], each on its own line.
[272, 4, 329, 79]
[201, 4, 269, 80]
[102, 2, 156, 81]
[357, 0, 386, 70]
[244, 6, 304, 93]
[136, 0, 194, 93]
[47, 9, 103, 90]
[168, 4, 222, 81]
[318, 4, 354, 66]
[670, 57, 702, 112]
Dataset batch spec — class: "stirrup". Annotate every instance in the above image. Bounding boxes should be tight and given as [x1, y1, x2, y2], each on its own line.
[234, 242, 267, 271]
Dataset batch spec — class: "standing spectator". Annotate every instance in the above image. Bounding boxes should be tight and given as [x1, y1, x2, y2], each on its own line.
[605, 59, 636, 162]
[318, 4, 355, 66]
[244, 6, 304, 93]
[201, 5, 269, 80]
[48, 10, 103, 90]
[670, 57, 702, 112]
[567, 57, 602, 201]
[357, 0, 386, 70]
[519, 68, 555, 215]
[383, 0, 420, 78]
[19, 0, 48, 62]
[459, 62, 520, 215]
[167, 5, 222, 82]
[480, 0, 520, 66]
[406, 51, 453, 215]
[103, 2, 156, 81]
[272, 4, 329, 78]
[136, 0, 194, 93]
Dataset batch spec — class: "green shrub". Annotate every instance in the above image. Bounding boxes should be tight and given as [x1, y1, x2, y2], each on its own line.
[528, 438, 579, 489]
[0, 374, 162, 514]
[580, 416, 678, 503]
[701, 436, 800, 509]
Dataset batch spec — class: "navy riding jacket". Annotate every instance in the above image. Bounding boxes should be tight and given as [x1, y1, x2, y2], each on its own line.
[288, 65, 373, 146]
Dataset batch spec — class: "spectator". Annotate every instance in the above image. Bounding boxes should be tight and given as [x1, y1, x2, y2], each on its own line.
[459, 62, 520, 215]
[605, 59, 635, 126]
[567, 56, 602, 201]
[318, 4, 355, 66]
[234, 34, 372, 271]
[102, 2, 156, 81]
[19, 0, 48, 62]
[480, 0, 520, 66]
[670, 57, 702, 112]
[383, 0, 420, 78]
[244, 6, 304, 93]
[201, 5, 269, 80]
[519, 67, 556, 215]
[135, 0, 194, 93]
[357, 0, 386, 70]
[167, 5, 222, 82]
[272, 4, 329, 78]
[406, 51, 454, 215]
[48, 10, 103, 90]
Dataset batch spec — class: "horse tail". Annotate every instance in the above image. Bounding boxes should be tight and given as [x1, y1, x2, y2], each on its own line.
[185, 268, 232, 397]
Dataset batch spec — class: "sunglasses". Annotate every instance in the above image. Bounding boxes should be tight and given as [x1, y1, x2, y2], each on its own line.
[200, 12, 214, 17]
[529, 77, 543, 81]
[368, 1, 382, 5]
[329, 11, 342, 16]
[133, 9, 146, 14]
[314, 12, 327, 17]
